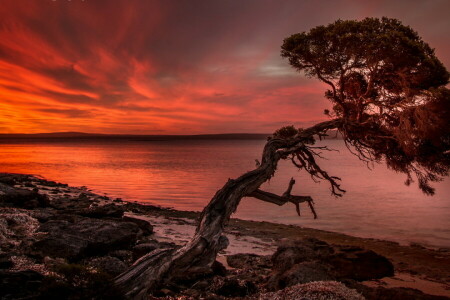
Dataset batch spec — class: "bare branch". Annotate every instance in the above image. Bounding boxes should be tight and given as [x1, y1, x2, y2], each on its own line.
[247, 178, 318, 218]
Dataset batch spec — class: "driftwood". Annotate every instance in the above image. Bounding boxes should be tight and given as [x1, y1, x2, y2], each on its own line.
[115, 118, 342, 299]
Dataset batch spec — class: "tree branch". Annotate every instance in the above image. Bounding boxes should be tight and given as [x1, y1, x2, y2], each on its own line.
[247, 178, 318, 218]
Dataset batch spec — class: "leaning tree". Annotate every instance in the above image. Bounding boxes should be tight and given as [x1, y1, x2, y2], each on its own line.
[115, 17, 450, 298]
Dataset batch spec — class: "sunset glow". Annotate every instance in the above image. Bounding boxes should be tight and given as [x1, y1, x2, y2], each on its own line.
[1, 0, 449, 134]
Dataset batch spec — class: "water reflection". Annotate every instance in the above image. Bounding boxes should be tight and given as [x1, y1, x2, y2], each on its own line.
[0, 140, 449, 247]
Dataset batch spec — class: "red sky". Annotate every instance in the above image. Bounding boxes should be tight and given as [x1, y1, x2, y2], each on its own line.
[1, 0, 449, 134]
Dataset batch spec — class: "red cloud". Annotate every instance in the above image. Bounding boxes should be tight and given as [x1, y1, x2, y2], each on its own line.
[0, 0, 448, 134]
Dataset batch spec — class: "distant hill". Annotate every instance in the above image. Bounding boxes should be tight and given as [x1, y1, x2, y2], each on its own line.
[0, 130, 343, 141]
[0, 132, 270, 141]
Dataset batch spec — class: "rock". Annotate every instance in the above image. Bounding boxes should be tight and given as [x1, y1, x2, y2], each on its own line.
[83, 256, 127, 276]
[267, 261, 334, 291]
[50, 196, 91, 210]
[260, 281, 365, 300]
[0, 254, 13, 269]
[226, 253, 272, 269]
[271, 238, 334, 272]
[0, 175, 17, 186]
[182, 288, 201, 298]
[0, 270, 44, 299]
[156, 288, 176, 297]
[29, 216, 140, 260]
[30, 208, 58, 222]
[0, 185, 49, 209]
[214, 278, 258, 297]
[327, 247, 394, 281]
[211, 260, 227, 276]
[270, 238, 393, 283]
[69, 203, 125, 219]
[0, 208, 40, 250]
[109, 250, 133, 263]
[123, 215, 153, 235]
[349, 281, 449, 300]
[132, 241, 160, 260]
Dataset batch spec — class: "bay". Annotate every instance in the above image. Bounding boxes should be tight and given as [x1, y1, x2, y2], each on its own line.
[1, 139, 449, 248]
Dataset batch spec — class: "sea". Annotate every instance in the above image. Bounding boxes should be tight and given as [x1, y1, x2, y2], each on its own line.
[1, 138, 449, 248]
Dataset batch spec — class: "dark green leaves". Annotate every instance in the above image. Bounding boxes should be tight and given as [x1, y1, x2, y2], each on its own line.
[282, 17, 450, 195]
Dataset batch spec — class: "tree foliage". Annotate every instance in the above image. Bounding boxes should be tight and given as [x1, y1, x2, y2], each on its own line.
[281, 17, 450, 194]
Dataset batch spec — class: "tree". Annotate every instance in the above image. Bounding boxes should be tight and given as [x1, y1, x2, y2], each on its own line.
[115, 17, 450, 298]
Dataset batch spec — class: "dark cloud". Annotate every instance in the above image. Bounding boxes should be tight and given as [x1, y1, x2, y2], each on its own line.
[0, 0, 449, 133]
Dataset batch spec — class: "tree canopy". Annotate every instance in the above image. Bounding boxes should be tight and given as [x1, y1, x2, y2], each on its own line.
[281, 17, 450, 194]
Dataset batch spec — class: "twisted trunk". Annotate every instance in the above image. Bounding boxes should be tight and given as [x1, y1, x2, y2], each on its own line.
[115, 119, 342, 299]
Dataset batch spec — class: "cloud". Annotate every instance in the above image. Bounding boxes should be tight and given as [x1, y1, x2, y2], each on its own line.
[0, 0, 449, 133]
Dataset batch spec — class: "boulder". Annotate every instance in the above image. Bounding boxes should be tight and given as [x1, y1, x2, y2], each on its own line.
[327, 246, 394, 281]
[108, 249, 133, 264]
[0, 185, 49, 209]
[211, 260, 227, 277]
[0, 254, 12, 269]
[0, 175, 17, 186]
[30, 207, 58, 222]
[0, 270, 44, 300]
[67, 203, 125, 219]
[226, 253, 272, 270]
[29, 216, 140, 260]
[271, 238, 334, 272]
[349, 281, 449, 300]
[214, 278, 258, 297]
[123, 215, 153, 235]
[132, 241, 161, 260]
[269, 238, 394, 290]
[266, 261, 334, 290]
[83, 256, 127, 276]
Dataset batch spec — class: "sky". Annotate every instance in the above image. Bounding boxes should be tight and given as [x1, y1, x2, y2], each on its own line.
[1, 0, 449, 134]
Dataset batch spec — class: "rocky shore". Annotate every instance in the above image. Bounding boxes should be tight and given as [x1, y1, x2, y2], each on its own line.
[0, 173, 448, 299]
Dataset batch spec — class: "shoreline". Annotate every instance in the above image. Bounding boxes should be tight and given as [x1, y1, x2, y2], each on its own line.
[0, 172, 449, 299]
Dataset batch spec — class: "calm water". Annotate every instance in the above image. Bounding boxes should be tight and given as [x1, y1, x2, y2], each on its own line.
[1, 139, 449, 248]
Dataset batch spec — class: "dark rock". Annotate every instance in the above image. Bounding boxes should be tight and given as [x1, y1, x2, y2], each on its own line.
[24, 182, 35, 188]
[50, 195, 93, 210]
[226, 253, 272, 269]
[0, 185, 49, 209]
[0, 175, 17, 186]
[215, 278, 258, 297]
[29, 217, 140, 260]
[132, 241, 160, 260]
[83, 256, 127, 276]
[211, 260, 227, 276]
[155, 288, 176, 297]
[109, 249, 133, 263]
[45, 180, 61, 187]
[328, 247, 394, 281]
[123, 215, 153, 235]
[183, 288, 201, 298]
[0, 254, 13, 269]
[266, 261, 333, 291]
[0, 270, 43, 299]
[70, 203, 125, 219]
[191, 279, 211, 291]
[269, 238, 394, 290]
[271, 238, 334, 272]
[349, 281, 449, 300]
[30, 208, 58, 222]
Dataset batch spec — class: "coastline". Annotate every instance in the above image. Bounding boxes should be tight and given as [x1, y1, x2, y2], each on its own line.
[0, 173, 449, 299]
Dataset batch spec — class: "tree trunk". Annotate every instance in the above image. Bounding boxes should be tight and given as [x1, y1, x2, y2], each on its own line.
[115, 119, 341, 299]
